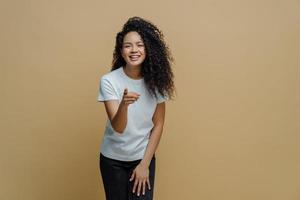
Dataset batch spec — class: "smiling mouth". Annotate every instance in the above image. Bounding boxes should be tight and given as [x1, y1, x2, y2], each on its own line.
[129, 55, 141, 60]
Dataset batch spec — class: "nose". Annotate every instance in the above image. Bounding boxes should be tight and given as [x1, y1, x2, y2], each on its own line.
[131, 45, 138, 52]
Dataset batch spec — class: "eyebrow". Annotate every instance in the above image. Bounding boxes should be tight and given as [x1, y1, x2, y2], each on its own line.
[123, 41, 144, 45]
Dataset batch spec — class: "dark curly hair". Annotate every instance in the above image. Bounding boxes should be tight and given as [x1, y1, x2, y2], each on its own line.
[111, 16, 175, 100]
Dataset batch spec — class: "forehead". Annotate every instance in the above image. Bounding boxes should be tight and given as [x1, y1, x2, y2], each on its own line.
[123, 31, 143, 43]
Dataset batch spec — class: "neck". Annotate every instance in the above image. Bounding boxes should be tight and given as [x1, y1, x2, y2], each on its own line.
[123, 65, 142, 79]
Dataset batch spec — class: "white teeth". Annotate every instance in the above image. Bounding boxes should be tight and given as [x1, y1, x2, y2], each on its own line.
[130, 55, 140, 58]
[129, 55, 140, 61]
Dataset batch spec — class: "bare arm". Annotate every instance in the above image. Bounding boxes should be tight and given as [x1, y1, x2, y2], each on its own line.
[129, 102, 166, 196]
[140, 102, 166, 167]
[103, 88, 140, 134]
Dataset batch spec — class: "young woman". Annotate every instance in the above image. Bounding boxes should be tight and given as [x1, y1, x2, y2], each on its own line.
[97, 16, 175, 200]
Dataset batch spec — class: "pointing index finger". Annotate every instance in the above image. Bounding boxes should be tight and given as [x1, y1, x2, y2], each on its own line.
[124, 88, 128, 95]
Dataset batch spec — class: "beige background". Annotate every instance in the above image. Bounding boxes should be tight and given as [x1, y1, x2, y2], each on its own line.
[1, 0, 299, 199]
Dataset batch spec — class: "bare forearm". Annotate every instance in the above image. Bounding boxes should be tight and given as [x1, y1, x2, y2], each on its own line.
[140, 124, 164, 167]
[111, 103, 128, 134]
[110, 88, 140, 134]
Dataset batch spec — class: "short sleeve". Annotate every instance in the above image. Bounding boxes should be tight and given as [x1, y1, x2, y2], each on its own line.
[97, 77, 119, 102]
[156, 92, 169, 104]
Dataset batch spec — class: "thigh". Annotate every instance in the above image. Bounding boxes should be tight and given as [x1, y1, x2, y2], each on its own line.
[128, 156, 156, 200]
[100, 154, 130, 200]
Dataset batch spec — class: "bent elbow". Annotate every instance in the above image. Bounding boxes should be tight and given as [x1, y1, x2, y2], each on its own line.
[111, 125, 125, 135]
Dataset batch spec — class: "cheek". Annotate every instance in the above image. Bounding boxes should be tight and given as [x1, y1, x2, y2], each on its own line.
[121, 49, 129, 57]
[141, 48, 146, 56]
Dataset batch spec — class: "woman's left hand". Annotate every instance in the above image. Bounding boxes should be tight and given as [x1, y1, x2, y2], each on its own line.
[130, 162, 151, 196]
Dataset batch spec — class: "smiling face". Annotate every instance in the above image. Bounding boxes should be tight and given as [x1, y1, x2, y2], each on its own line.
[121, 31, 146, 68]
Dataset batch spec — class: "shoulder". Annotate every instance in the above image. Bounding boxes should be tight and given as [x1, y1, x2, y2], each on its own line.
[100, 67, 122, 83]
[98, 68, 123, 101]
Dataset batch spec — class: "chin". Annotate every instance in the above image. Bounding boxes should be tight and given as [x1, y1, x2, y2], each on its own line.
[127, 60, 144, 67]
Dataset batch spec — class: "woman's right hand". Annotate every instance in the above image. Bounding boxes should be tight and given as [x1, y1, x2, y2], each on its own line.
[121, 88, 140, 106]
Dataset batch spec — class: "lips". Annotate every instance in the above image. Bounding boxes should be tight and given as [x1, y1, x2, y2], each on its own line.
[129, 55, 140, 58]
[129, 55, 140, 61]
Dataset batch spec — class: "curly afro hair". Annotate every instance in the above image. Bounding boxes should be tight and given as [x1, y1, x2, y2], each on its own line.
[111, 16, 175, 101]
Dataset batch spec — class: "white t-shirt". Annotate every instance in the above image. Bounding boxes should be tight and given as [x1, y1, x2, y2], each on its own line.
[97, 66, 169, 161]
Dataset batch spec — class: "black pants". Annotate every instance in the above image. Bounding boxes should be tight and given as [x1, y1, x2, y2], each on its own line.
[99, 153, 156, 200]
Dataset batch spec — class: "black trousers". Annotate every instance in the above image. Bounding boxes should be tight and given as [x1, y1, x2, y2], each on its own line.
[99, 153, 156, 200]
